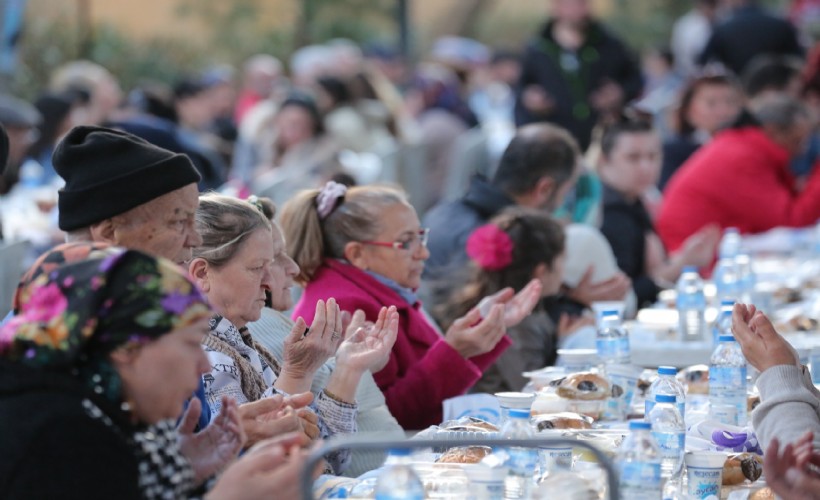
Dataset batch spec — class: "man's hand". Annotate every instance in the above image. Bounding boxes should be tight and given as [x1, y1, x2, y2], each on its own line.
[731, 303, 800, 373]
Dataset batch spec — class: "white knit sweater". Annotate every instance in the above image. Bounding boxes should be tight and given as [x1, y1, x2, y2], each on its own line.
[753, 364, 820, 450]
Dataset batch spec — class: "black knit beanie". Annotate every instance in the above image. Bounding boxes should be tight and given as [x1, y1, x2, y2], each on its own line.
[54, 126, 201, 231]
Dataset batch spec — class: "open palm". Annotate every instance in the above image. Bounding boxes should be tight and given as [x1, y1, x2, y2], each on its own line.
[179, 396, 245, 485]
[336, 306, 399, 373]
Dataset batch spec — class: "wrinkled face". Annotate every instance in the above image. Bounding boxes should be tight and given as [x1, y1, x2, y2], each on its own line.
[539, 251, 567, 297]
[687, 83, 742, 135]
[113, 184, 202, 266]
[601, 131, 662, 199]
[114, 318, 210, 424]
[268, 224, 300, 311]
[275, 105, 316, 151]
[359, 203, 429, 290]
[204, 228, 276, 328]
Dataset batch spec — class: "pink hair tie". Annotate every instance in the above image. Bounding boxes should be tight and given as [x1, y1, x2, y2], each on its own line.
[316, 181, 348, 219]
[466, 224, 514, 271]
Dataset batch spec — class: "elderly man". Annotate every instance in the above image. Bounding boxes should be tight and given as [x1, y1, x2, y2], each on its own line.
[55, 126, 203, 265]
[658, 95, 820, 253]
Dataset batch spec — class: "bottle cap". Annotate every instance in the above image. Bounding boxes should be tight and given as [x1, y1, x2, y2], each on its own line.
[602, 310, 619, 318]
[720, 299, 736, 307]
[388, 448, 412, 456]
[682, 266, 698, 273]
[718, 335, 736, 342]
[656, 394, 676, 404]
[629, 421, 652, 431]
[508, 408, 531, 419]
[657, 366, 677, 376]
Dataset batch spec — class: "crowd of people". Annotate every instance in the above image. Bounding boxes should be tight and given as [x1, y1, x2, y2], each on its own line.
[1, 0, 820, 497]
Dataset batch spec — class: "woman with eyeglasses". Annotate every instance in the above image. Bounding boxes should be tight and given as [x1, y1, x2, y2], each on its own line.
[282, 182, 542, 430]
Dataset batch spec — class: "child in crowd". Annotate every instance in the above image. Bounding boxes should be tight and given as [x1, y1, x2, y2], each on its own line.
[437, 207, 592, 393]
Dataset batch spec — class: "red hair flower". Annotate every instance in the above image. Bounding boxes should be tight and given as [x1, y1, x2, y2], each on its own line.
[466, 224, 514, 271]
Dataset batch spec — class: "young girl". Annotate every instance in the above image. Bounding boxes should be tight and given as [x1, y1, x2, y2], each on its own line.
[438, 207, 592, 393]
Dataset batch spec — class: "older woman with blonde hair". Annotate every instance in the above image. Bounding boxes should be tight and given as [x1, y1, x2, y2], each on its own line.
[190, 193, 397, 474]
[282, 182, 542, 429]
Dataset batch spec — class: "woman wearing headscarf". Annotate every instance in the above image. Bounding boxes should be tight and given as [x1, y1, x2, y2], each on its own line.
[0, 244, 311, 499]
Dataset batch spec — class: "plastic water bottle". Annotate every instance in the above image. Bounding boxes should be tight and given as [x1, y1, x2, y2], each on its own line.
[374, 449, 424, 500]
[734, 254, 756, 304]
[709, 335, 748, 426]
[712, 257, 738, 305]
[618, 421, 662, 500]
[645, 366, 686, 419]
[595, 310, 631, 365]
[711, 300, 734, 346]
[648, 394, 686, 481]
[500, 408, 538, 499]
[719, 227, 742, 259]
[676, 267, 706, 342]
[662, 461, 686, 500]
[18, 159, 44, 189]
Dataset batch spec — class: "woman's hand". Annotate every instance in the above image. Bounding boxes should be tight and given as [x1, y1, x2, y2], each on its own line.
[238, 392, 315, 447]
[324, 306, 400, 403]
[336, 306, 399, 374]
[444, 304, 506, 359]
[676, 224, 721, 268]
[566, 266, 631, 305]
[205, 432, 314, 500]
[177, 396, 246, 485]
[278, 299, 344, 393]
[732, 303, 800, 373]
[478, 279, 542, 328]
[557, 313, 595, 339]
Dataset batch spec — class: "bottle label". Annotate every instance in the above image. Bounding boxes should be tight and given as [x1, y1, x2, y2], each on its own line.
[620, 461, 661, 499]
[596, 337, 630, 362]
[505, 447, 538, 474]
[677, 292, 705, 309]
[709, 365, 747, 426]
[647, 400, 686, 419]
[652, 431, 685, 459]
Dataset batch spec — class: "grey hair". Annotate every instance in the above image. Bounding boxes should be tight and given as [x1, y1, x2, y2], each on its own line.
[749, 94, 813, 131]
[192, 193, 275, 268]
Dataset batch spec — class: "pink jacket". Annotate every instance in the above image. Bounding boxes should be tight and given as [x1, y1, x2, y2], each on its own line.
[292, 259, 510, 430]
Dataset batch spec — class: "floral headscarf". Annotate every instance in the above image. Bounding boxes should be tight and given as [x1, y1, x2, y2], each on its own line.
[0, 244, 211, 406]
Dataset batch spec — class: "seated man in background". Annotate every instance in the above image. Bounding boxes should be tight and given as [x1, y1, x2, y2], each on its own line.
[597, 117, 719, 307]
[423, 123, 631, 315]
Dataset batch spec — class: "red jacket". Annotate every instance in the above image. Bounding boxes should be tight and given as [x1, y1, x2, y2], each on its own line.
[292, 259, 511, 430]
[657, 127, 820, 252]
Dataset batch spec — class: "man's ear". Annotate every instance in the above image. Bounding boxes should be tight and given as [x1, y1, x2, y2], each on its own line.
[535, 176, 557, 203]
[188, 258, 211, 293]
[88, 219, 118, 244]
[343, 241, 369, 271]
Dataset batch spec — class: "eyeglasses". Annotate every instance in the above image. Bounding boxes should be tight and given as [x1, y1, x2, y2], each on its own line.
[361, 228, 430, 251]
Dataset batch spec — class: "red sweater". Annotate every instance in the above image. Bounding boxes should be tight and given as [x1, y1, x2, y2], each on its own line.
[292, 259, 511, 430]
[657, 127, 820, 252]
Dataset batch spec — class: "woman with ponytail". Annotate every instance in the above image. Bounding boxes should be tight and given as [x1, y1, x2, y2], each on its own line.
[281, 182, 542, 429]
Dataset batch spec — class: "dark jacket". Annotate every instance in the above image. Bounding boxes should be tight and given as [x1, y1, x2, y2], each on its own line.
[599, 183, 661, 307]
[660, 134, 701, 191]
[514, 20, 643, 149]
[422, 175, 515, 282]
[698, 4, 802, 76]
[0, 362, 142, 499]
